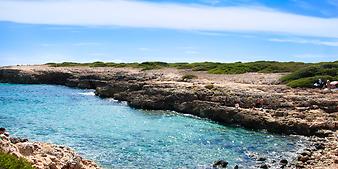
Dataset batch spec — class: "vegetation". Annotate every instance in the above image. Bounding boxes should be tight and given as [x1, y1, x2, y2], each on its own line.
[0, 151, 34, 169]
[46, 60, 338, 88]
[181, 74, 198, 80]
[281, 62, 338, 88]
[47, 61, 307, 73]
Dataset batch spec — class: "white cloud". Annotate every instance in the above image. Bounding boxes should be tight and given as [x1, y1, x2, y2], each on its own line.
[269, 38, 338, 47]
[1, 0, 338, 38]
[327, 0, 338, 8]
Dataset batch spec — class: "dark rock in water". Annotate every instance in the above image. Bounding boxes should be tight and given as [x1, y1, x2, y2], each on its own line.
[260, 163, 269, 169]
[234, 165, 239, 169]
[10, 137, 29, 144]
[213, 160, 228, 168]
[280, 159, 288, 167]
[1, 128, 9, 137]
[257, 157, 266, 161]
[0, 127, 6, 134]
[315, 130, 334, 138]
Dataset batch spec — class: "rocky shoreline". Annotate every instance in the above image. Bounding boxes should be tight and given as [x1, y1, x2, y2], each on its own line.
[0, 65, 337, 168]
[0, 128, 100, 169]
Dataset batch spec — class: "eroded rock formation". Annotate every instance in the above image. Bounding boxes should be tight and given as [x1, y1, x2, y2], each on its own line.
[0, 128, 100, 169]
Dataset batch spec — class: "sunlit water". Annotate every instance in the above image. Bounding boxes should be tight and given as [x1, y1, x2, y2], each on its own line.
[0, 84, 307, 168]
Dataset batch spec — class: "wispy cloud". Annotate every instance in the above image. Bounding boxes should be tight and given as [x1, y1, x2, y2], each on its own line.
[1, 0, 338, 38]
[269, 38, 338, 47]
[327, 0, 338, 8]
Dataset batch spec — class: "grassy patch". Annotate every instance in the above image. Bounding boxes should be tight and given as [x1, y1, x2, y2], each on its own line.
[0, 152, 34, 169]
[46, 61, 308, 73]
[46, 61, 338, 88]
[281, 62, 338, 88]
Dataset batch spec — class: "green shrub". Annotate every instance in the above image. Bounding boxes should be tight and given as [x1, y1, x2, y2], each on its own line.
[136, 62, 169, 70]
[170, 63, 191, 69]
[89, 61, 108, 67]
[286, 75, 335, 88]
[0, 152, 34, 169]
[46, 61, 309, 74]
[280, 62, 338, 87]
[181, 74, 198, 80]
[281, 66, 321, 82]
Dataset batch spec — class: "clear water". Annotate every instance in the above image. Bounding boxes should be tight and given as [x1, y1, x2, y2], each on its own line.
[0, 84, 307, 168]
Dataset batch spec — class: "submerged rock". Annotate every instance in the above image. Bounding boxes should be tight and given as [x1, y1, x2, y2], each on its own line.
[279, 159, 288, 167]
[213, 160, 228, 168]
[259, 163, 269, 169]
[257, 157, 266, 161]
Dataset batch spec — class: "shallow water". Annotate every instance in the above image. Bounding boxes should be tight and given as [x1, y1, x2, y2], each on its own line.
[0, 84, 307, 168]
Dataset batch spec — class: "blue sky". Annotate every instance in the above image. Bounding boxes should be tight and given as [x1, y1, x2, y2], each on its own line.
[0, 0, 338, 66]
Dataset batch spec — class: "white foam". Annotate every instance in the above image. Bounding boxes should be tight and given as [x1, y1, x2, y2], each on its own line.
[79, 92, 95, 96]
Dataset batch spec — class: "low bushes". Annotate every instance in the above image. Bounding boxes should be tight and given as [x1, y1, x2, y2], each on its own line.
[47, 61, 308, 73]
[281, 62, 338, 88]
[286, 75, 336, 88]
[0, 152, 34, 169]
[45, 61, 338, 88]
[181, 74, 198, 80]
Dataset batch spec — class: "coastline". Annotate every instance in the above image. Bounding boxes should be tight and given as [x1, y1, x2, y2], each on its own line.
[0, 65, 337, 168]
[0, 128, 100, 169]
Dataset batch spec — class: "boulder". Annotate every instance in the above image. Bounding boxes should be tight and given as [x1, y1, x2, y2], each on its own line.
[213, 160, 228, 168]
[17, 142, 35, 156]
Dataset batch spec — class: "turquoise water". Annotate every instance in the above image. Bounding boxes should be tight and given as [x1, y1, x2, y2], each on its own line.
[0, 84, 307, 168]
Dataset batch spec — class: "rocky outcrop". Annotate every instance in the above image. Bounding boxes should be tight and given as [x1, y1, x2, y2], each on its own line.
[0, 128, 100, 169]
[95, 81, 338, 136]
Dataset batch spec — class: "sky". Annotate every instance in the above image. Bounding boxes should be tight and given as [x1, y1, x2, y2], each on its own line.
[0, 0, 338, 66]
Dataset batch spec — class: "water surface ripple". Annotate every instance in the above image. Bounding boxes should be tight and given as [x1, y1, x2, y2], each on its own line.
[0, 84, 307, 168]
